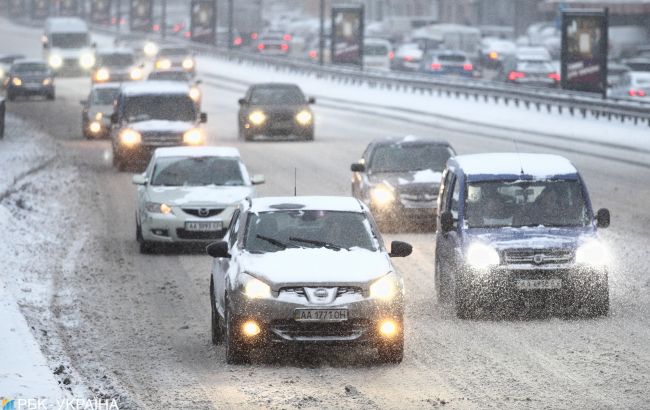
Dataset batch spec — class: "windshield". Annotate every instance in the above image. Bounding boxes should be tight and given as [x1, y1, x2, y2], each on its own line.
[13, 63, 48, 73]
[159, 48, 188, 56]
[364, 44, 389, 56]
[50, 33, 88, 49]
[92, 88, 119, 105]
[151, 157, 244, 187]
[124, 95, 196, 122]
[518, 60, 554, 72]
[147, 71, 190, 82]
[250, 87, 305, 105]
[244, 211, 377, 253]
[370, 144, 453, 173]
[465, 180, 590, 228]
[97, 54, 134, 67]
[438, 54, 466, 63]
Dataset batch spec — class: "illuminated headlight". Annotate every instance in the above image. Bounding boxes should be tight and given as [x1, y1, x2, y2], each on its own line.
[129, 67, 143, 80]
[95, 68, 110, 82]
[143, 41, 158, 57]
[369, 273, 399, 300]
[248, 110, 266, 126]
[12, 77, 22, 86]
[94, 112, 103, 121]
[189, 86, 201, 102]
[145, 202, 172, 214]
[0, 68, 5, 79]
[295, 110, 313, 125]
[182, 58, 195, 70]
[466, 242, 500, 270]
[89, 121, 102, 133]
[119, 129, 142, 146]
[575, 240, 611, 267]
[79, 53, 96, 69]
[42, 78, 52, 86]
[155, 59, 171, 70]
[242, 274, 272, 299]
[182, 128, 204, 145]
[370, 185, 395, 207]
[48, 54, 63, 69]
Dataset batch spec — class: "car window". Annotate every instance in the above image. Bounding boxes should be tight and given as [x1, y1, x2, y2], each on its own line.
[147, 71, 190, 82]
[369, 144, 452, 173]
[97, 53, 134, 66]
[13, 63, 49, 73]
[364, 44, 388, 56]
[244, 210, 378, 253]
[228, 210, 241, 248]
[50, 32, 88, 48]
[450, 176, 461, 227]
[124, 95, 196, 122]
[150, 156, 245, 187]
[250, 87, 305, 105]
[438, 54, 466, 63]
[92, 88, 119, 105]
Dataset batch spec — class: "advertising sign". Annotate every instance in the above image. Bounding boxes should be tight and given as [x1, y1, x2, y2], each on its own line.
[190, 0, 216, 44]
[59, 0, 79, 16]
[331, 5, 364, 67]
[30, 0, 49, 20]
[130, 0, 153, 32]
[90, 0, 112, 24]
[561, 9, 608, 96]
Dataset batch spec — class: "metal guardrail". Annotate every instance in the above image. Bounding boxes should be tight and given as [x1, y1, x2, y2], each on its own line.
[98, 26, 650, 127]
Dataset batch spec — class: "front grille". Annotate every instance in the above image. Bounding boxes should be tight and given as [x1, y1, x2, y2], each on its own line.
[141, 133, 183, 146]
[182, 208, 224, 218]
[271, 319, 369, 340]
[279, 286, 363, 298]
[176, 228, 225, 240]
[398, 183, 439, 202]
[269, 112, 294, 122]
[503, 248, 574, 265]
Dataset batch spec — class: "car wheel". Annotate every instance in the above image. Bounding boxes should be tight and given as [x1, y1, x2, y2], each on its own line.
[210, 279, 223, 345]
[46, 92, 55, 100]
[7, 92, 15, 101]
[377, 332, 404, 364]
[454, 277, 476, 320]
[225, 298, 250, 364]
[303, 128, 314, 141]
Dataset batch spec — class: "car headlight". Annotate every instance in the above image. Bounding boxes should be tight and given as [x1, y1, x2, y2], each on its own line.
[129, 67, 143, 80]
[155, 59, 171, 70]
[575, 240, 611, 267]
[182, 58, 195, 70]
[145, 202, 172, 214]
[89, 121, 102, 133]
[12, 77, 22, 86]
[79, 53, 96, 69]
[95, 68, 110, 82]
[182, 128, 204, 145]
[466, 242, 500, 270]
[49, 54, 63, 69]
[370, 184, 395, 207]
[119, 129, 142, 146]
[241, 274, 272, 299]
[143, 41, 158, 57]
[95, 112, 103, 120]
[369, 273, 399, 300]
[0, 68, 4, 79]
[189, 86, 201, 102]
[42, 77, 52, 86]
[295, 110, 313, 125]
[248, 110, 266, 126]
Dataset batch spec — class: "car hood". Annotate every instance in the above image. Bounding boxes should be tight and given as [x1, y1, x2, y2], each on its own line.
[249, 104, 309, 114]
[147, 185, 253, 207]
[89, 105, 113, 117]
[51, 48, 92, 58]
[129, 120, 195, 134]
[241, 247, 392, 290]
[464, 226, 596, 251]
[369, 169, 442, 190]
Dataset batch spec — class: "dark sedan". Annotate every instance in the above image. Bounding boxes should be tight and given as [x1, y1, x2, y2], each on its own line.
[4, 60, 55, 101]
[238, 83, 315, 141]
[499, 56, 559, 88]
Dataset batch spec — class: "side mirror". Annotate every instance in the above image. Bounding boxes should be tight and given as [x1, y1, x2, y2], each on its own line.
[440, 211, 454, 233]
[132, 173, 147, 185]
[200, 112, 207, 123]
[206, 241, 230, 258]
[110, 112, 118, 124]
[238, 98, 247, 105]
[308, 96, 316, 104]
[251, 174, 265, 185]
[350, 163, 365, 172]
[596, 208, 610, 228]
[389, 240, 412, 258]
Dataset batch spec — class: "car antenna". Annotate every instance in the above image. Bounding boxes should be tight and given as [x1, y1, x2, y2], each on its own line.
[513, 139, 525, 175]
[294, 168, 297, 196]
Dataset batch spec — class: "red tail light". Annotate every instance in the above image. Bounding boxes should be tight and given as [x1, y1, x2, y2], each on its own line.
[463, 63, 473, 71]
[251, 32, 258, 40]
[508, 71, 525, 81]
[308, 50, 318, 59]
[111, 17, 117, 25]
[548, 72, 560, 81]
[234, 37, 242, 46]
[430, 63, 442, 70]
[281, 43, 289, 51]
[257, 43, 265, 51]
[629, 89, 646, 97]
[152, 24, 160, 32]
[283, 34, 292, 41]
[173, 23, 181, 32]
[184, 31, 191, 38]
[388, 51, 395, 60]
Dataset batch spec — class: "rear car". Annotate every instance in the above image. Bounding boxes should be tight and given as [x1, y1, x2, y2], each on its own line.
[80, 83, 120, 139]
[132, 147, 264, 253]
[91, 49, 143, 83]
[420, 50, 474, 78]
[147, 69, 202, 107]
[4, 60, 55, 101]
[392, 42, 423, 71]
[207, 196, 412, 364]
[110, 81, 207, 170]
[238, 83, 315, 141]
[434, 153, 611, 319]
[155, 46, 196, 75]
[500, 56, 559, 88]
[351, 136, 455, 229]
[363, 38, 392, 71]
[255, 34, 290, 56]
[480, 38, 516, 69]
[609, 71, 650, 99]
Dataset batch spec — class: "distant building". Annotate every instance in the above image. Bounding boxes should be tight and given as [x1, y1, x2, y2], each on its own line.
[438, 0, 544, 35]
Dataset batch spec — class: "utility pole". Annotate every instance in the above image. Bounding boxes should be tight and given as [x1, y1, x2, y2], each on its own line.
[227, 0, 234, 49]
[319, 0, 325, 65]
[161, 0, 167, 39]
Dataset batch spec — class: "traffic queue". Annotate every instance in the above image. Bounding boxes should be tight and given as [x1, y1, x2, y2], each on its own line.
[3, 16, 613, 366]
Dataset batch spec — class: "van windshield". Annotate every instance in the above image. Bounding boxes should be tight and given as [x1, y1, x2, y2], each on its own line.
[464, 180, 590, 228]
[124, 95, 196, 122]
[50, 33, 88, 48]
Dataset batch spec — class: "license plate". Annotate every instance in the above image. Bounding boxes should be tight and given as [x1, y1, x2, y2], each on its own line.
[184, 221, 222, 232]
[294, 309, 348, 322]
[516, 279, 562, 290]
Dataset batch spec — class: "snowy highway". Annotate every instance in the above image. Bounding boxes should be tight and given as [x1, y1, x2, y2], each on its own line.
[2, 18, 650, 409]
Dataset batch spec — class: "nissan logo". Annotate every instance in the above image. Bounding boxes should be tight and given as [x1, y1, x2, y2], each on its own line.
[533, 254, 544, 265]
[314, 288, 328, 298]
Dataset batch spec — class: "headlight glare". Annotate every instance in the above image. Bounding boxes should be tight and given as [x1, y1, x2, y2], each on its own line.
[49, 54, 63, 68]
[248, 110, 266, 125]
[95, 68, 110, 82]
[156, 59, 171, 70]
[143, 41, 158, 57]
[80, 53, 96, 69]
[130, 67, 143, 80]
[12, 77, 22, 86]
[369, 273, 398, 300]
[119, 129, 142, 145]
[575, 240, 610, 267]
[466, 242, 500, 270]
[42, 78, 52, 86]
[370, 185, 395, 207]
[189, 86, 201, 102]
[243, 276, 272, 299]
[182, 128, 204, 145]
[89, 121, 102, 133]
[182, 58, 195, 70]
[295, 110, 313, 125]
[145, 202, 172, 214]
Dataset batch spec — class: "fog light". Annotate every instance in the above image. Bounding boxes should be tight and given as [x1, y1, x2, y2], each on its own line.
[379, 320, 398, 338]
[242, 321, 261, 337]
[89, 121, 102, 134]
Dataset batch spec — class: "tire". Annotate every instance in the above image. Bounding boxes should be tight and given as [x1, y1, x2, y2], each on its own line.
[225, 299, 250, 364]
[46, 92, 55, 100]
[303, 128, 314, 141]
[210, 279, 223, 345]
[454, 278, 476, 320]
[136, 219, 154, 254]
[377, 333, 404, 364]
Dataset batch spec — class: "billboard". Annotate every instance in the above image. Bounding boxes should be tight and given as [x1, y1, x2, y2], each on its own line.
[8, 0, 26, 17]
[59, 0, 79, 16]
[30, 0, 49, 20]
[331, 5, 364, 67]
[190, 0, 216, 44]
[130, 0, 153, 32]
[561, 9, 608, 96]
[90, 0, 112, 24]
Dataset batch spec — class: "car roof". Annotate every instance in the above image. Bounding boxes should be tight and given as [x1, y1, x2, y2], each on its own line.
[46, 17, 88, 32]
[372, 135, 452, 147]
[630, 71, 650, 79]
[120, 81, 190, 96]
[450, 153, 578, 180]
[249, 196, 365, 213]
[154, 146, 241, 158]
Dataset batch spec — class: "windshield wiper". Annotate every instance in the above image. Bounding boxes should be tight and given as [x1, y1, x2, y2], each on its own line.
[256, 234, 290, 250]
[289, 237, 345, 251]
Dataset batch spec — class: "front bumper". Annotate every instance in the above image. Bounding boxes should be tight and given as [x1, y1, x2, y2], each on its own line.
[7, 84, 53, 96]
[140, 207, 234, 243]
[245, 121, 313, 138]
[370, 201, 437, 223]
